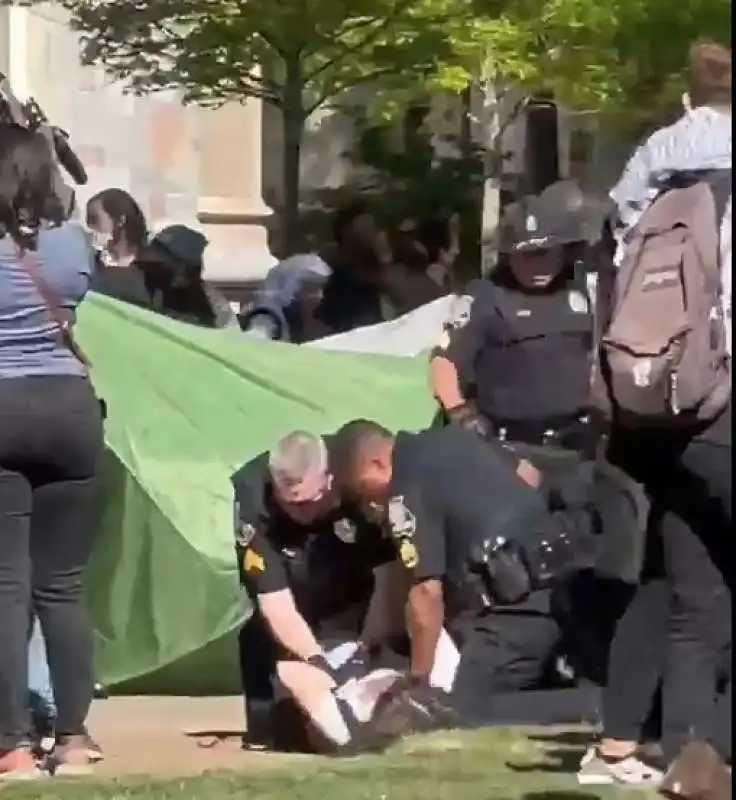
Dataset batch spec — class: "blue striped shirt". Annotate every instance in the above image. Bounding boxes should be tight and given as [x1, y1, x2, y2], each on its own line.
[610, 106, 732, 353]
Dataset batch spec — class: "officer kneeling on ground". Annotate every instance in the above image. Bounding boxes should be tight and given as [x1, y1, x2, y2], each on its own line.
[329, 419, 600, 720]
[231, 431, 451, 754]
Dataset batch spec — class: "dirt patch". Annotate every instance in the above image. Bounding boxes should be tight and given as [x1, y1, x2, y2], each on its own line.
[87, 696, 311, 778]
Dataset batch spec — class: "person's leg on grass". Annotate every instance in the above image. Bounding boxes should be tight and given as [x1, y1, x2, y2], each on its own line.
[657, 450, 732, 799]
[0, 469, 37, 777]
[578, 513, 668, 788]
[578, 578, 668, 787]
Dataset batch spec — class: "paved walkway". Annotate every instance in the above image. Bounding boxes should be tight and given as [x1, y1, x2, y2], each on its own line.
[88, 696, 294, 777]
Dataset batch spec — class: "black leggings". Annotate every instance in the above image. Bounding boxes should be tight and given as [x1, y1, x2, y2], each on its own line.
[0, 376, 103, 749]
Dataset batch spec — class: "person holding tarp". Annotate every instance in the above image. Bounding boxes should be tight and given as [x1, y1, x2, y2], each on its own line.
[238, 253, 332, 342]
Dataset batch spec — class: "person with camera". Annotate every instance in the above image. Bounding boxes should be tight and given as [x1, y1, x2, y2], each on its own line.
[0, 125, 104, 778]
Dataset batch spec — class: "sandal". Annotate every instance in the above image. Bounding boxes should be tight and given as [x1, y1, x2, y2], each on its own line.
[47, 734, 99, 777]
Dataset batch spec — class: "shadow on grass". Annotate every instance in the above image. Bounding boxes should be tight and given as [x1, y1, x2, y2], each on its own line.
[507, 746, 585, 775]
[523, 793, 603, 800]
[527, 730, 593, 748]
[508, 728, 591, 776]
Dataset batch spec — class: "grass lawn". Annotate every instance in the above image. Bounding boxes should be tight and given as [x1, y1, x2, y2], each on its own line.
[1, 729, 656, 800]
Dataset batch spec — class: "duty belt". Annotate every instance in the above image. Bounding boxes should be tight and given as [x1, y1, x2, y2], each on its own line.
[494, 415, 594, 454]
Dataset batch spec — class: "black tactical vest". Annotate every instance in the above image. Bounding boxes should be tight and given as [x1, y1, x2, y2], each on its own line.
[475, 275, 594, 422]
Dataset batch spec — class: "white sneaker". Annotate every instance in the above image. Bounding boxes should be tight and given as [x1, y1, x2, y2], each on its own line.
[577, 746, 664, 789]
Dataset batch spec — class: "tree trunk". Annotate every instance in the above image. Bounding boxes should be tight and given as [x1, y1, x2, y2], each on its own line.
[282, 58, 305, 254]
[479, 81, 503, 277]
[479, 84, 527, 276]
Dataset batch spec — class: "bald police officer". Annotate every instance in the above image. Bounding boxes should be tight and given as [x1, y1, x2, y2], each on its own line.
[231, 431, 395, 749]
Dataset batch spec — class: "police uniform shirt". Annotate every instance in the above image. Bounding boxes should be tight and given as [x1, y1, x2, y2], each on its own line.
[438, 276, 593, 422]
[230, 446, 394, 632]
[383, 427, 552, 608]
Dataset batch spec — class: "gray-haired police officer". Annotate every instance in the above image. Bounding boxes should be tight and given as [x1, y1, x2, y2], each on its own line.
[231, 431, 395, 750]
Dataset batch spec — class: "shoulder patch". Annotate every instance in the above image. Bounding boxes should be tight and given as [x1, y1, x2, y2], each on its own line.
[446, 294, 474, 330]
[234, 503, 257, 547]
[387, 496, 416, 538]
[398, 539, 419, 569]
[333, 518, 357, 544]
[243, 548, 265, 573]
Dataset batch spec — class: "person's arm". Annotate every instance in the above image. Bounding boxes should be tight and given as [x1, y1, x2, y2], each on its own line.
[428, 288, 492, 413]
[239, 530, 323, 661]
[609, 137, 654, 229]
[258, 589, 323, 660]
[406, 578, 444, 678]
[232, 457, 323, 661]
[385, 492, 447, 680]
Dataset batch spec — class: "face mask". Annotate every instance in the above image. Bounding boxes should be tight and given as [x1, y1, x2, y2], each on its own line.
[90, 230, 112, 252]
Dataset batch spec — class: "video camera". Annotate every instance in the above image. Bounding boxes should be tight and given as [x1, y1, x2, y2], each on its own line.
[0, 71, 88, 186]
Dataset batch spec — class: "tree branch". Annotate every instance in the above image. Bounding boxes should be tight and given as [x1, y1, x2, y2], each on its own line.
[254, 28, 289, 58]
[304, 66, 400, 115]
[237, 82, 283, 105]
[303, 0, 416, 83]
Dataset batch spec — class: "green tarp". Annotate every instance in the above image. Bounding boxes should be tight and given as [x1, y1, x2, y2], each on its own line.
[78, 295, 433, 693]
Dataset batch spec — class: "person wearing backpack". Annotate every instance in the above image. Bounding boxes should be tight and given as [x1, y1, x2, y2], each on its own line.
[593, 41, 732, 800]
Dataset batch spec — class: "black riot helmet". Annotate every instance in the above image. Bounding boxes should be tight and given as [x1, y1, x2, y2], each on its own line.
[499, 181, 608, 286]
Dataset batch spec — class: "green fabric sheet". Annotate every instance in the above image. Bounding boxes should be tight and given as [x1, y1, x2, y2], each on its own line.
[78, 295, 433, 692]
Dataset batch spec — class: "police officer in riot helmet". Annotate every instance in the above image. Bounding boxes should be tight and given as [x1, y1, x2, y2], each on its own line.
[429, 180, 600, 441]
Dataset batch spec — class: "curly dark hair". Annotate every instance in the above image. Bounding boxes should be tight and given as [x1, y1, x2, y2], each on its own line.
[0, 124, 66, 250]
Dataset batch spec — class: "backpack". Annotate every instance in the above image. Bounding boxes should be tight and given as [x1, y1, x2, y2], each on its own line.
[592, 170, 732, 426]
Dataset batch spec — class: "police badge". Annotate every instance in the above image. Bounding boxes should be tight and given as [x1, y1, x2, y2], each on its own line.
[233, 501, 256, 547]
[333, 518, 357, 544]
[567, 290, 588, 314]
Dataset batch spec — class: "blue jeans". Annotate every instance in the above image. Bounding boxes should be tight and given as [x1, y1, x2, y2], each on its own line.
[28, 618, 56, 720]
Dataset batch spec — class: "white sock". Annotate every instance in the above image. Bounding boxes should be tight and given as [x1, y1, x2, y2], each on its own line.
[310, 696, 352, 746]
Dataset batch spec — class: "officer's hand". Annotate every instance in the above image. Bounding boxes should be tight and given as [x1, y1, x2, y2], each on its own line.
[305, 654, 339, 687]
[377, 674, 457, 729]
[333, 643, 369, 684]
[446, 403, 489, 438]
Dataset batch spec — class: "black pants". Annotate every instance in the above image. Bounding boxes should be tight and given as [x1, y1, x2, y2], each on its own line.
[0, 376, 103, 749]
[611, 405, 733, 762]
[239, 613, 278, 729]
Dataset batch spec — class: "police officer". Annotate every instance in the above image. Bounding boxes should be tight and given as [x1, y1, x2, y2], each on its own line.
[429, 180, 598, 447]
[329, 419, 597, 719]
[231, 430, 395, 749]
